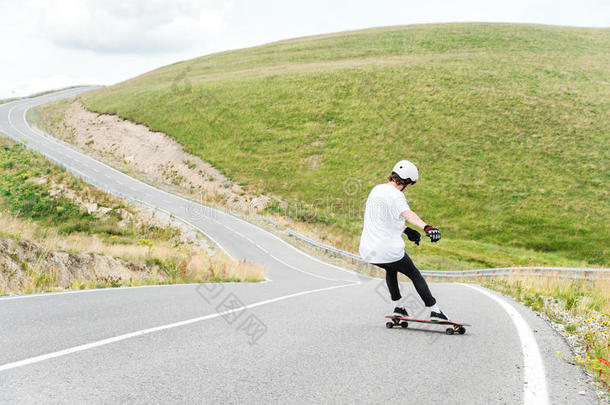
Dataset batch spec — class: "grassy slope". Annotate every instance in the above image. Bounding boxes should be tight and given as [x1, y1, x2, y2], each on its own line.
[80, 24, 609, 268]
[0, 138, 137, 237]
[0, 136, 264, 294]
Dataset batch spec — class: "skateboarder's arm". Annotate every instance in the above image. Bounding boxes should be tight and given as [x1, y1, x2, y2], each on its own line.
[401, 210, 426, 229]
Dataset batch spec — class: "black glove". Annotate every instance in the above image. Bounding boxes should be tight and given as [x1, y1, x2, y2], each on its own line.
[424, 225, 441, 243]
[403, 227, 421, 245]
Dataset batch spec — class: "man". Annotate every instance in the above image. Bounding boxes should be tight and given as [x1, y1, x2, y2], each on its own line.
[359, 160, 448, 321]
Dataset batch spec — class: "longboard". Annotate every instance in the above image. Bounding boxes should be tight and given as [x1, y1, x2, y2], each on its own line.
[384, 315, 472, 335]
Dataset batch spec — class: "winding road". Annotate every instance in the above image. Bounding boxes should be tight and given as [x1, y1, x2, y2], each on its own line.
[0, 88, 599, 404]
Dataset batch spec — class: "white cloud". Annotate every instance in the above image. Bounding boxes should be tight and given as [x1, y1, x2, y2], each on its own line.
[1, 0, 607, 99]
[28, 0, 227, 54]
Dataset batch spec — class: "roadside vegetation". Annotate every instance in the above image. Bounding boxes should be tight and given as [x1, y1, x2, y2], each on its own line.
[73, 23, 608, 269]
[0, 136, 265, 295]
[482, 276, 609, 395]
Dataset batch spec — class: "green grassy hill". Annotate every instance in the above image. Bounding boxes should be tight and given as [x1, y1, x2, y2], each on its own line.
[79, 23, 610, 268]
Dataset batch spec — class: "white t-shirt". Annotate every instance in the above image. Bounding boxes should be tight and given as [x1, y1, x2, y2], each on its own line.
[359, 183, 410, 264]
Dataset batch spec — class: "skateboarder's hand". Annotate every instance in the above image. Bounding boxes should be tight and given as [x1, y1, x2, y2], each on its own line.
[424, 225, 441, 243]
[403, 227, 421, 245]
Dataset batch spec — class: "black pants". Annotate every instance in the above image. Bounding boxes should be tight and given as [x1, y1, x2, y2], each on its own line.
[373, 253, 436, 307]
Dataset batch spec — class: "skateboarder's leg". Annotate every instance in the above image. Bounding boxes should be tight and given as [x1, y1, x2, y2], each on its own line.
[374, 255, 436, 306]
[395, 254, 436, 307]
[372, 262, 402, 301]
[384, 268, 402, 301]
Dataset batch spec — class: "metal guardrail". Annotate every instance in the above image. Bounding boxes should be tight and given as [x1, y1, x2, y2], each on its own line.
[283, 224, 610, 280]
[258, 216, 282, 229]
[286, 229, 362, 261]
[420, 268, 610, 280]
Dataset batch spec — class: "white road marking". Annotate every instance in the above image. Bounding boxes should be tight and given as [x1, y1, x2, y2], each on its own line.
[237, 231, 270, 254]
[216, 209, 372, 278]
[268, 252, 354, 282]
[211, 218, 352, 282]
[254, 243, 269, 254]
[461, 284, 548, 405]
[209, 216, 360, 282]
[0, 282, 356, 372]
[0, 280, 267, 302]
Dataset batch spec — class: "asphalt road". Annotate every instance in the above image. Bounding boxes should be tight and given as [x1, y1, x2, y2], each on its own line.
[0, 88, 600, 404]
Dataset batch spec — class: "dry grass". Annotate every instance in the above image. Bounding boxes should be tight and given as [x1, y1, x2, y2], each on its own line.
[0, 212, 266, 292]
[0, 210, 172, 262]
[487, 274, 609, 313]
[191, 253, 267, 282]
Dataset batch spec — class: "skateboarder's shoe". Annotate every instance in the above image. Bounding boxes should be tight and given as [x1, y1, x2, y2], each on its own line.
[393, 307, 409, 317]
[430, 310, 449, 321]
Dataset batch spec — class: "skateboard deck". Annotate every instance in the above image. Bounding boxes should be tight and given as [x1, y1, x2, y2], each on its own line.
[384, 315, 471, 335]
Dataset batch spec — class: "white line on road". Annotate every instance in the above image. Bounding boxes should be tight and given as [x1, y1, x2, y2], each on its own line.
[0, 282, 356, 372]
[0, 283, 198, 301]
[268, 252, 352, 282]
[210, 218, 356, 282]
[461, 284, 548, 405]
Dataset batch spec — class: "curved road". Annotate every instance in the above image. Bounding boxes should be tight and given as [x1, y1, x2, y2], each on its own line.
[0, 88, 599, 404]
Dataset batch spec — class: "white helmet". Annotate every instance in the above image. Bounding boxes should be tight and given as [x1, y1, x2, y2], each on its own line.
[392, 160, 418, 184]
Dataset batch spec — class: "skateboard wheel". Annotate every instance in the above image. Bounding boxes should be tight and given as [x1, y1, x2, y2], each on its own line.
[386, 322, 394, 329]
[445, 328, 454, 335]
[400, 322, 408, 329]
[458, 326, 466, 335]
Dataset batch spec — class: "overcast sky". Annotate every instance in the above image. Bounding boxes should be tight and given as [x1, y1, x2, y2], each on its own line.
[0, 0, 608, 99]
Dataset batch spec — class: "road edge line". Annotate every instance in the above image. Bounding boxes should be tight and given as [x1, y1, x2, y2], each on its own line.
[460, 283, 548, 405]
